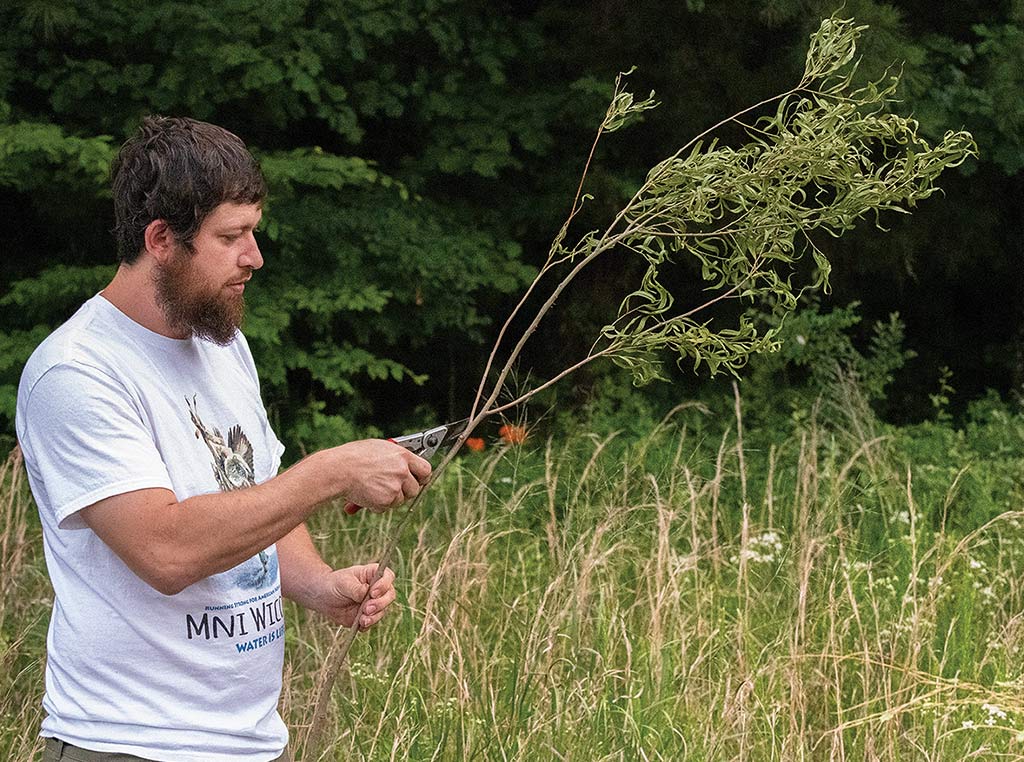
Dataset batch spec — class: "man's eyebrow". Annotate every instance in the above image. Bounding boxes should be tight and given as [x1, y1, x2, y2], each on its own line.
[219, 220, 261, 232]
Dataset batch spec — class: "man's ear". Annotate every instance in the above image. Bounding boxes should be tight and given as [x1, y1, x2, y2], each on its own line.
[143, 219, 178, 264]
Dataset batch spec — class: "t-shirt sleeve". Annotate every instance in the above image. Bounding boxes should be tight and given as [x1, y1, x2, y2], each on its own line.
[264, 420, 285, 479]
[233, 332, 285, 478]
[21, 362, 174, 529]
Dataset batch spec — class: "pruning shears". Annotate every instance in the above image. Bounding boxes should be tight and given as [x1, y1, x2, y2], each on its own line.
[344, 418, 470, 514]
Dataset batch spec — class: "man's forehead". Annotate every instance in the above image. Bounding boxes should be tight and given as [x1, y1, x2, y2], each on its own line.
[206, 202, 262, 228]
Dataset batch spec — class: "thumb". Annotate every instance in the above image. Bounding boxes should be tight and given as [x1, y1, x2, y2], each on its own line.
[355, 563, 393, 599]
[354, 563, 382, 585]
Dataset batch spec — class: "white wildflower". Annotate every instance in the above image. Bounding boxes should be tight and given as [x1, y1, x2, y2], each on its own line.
[734, 530, 786, 565]
[983, 703, 1007, 720]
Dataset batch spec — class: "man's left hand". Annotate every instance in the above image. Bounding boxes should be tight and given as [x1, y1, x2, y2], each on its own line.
[310, 563, 397, 630]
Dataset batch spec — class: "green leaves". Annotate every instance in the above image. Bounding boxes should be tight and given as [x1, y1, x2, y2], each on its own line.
[601, 71, 659, 133]
[0, 264, 112, 320]
[259, 149, 401, 196]
[801, 16, 865, 84]
[580, 18, 975, 384]
[912, 21, 1024, 173]
[0, 122, 114, 190]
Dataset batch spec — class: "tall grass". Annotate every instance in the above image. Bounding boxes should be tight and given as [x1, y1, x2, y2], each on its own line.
[4, 383, 1024, 760]
[0, 448, 47, 760]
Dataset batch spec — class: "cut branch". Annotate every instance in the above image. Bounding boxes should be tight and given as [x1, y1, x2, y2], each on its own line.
[299, 15, 975, 759]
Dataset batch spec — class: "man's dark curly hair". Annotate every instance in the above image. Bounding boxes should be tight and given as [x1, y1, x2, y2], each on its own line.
[111, 116, 267, 264]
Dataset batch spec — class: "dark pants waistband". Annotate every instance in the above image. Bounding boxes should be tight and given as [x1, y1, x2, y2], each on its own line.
[43, 736, 291, 762]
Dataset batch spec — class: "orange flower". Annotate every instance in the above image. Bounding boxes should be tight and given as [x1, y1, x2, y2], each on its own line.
[498, 424, 527, 445]
[465, 437, 485, 452]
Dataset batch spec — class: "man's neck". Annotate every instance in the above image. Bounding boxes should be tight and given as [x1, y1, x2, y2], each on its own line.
[101, 262, 187, 339]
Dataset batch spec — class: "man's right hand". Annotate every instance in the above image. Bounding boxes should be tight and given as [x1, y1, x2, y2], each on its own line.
[328, 439, 432, 512]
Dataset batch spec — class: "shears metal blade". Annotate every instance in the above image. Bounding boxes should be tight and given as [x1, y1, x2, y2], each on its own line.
[389, 417, 470, 461]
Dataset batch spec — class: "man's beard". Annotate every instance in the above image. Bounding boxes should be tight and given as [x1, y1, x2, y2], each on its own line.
[153, 246, 245, 346]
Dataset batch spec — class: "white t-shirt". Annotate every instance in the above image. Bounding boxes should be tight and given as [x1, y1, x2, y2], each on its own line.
[16, 294, 289, 762]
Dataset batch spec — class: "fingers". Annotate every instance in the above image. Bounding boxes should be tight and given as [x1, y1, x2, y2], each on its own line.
[360, 584, 396, 629]
[334, 567, 371, 602]
[371, 565, 396, 595]
[402, 473, 422, 500]
[369, 488, 409, 513]
[351, 563, 395, 597]
[355, 564, 397, 630]
[353, 562, 381, 585]
[366, 461, 426, 512]
[395, 450, 430, 504]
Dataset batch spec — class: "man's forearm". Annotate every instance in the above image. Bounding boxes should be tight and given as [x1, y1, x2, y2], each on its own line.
[169, 450, 341, 587]
[277, 522, 332, 610]
[80, 440, 428, 596]
[82, 449, 343, 595]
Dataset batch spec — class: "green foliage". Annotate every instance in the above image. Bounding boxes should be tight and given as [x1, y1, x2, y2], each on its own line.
[0, 122, 114, 191]
[930, 365, 956, 423]
[0, 264, 113, 321]
[895, 392, 1024, 531]
[0, 0, 561, 179]
[192, 389, 1024, 758]
[0, 0, 1016, 451]
[584, 19, 973, 384]
[744, 300, 916, 410]
[912, 21, 1024, 173]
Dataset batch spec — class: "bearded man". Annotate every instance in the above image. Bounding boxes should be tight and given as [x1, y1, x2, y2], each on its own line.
[15, 116, 430, 762]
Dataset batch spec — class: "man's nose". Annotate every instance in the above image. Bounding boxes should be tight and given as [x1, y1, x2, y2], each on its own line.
[240, 232, 263, 270]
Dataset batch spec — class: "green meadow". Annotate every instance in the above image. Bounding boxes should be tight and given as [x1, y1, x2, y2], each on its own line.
[5, 380, 1024, 761]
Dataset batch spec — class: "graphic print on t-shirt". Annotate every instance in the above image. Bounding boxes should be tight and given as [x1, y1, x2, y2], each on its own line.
[185, 395, 278, 590]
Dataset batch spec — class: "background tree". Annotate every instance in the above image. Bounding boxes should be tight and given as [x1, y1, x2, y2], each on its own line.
[0, 0, 1019, 453]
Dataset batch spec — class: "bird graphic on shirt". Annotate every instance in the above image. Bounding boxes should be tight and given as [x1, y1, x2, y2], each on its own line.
[186, 396, 255, 490]
[185, 396, 270, 586]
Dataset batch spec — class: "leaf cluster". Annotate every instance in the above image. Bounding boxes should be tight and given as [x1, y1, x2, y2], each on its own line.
[589, 18, 975, 383]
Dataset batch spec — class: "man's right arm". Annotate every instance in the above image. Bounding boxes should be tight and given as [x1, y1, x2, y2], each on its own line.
[79, 440, 430, 596]
[20, 361, 430, 595]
